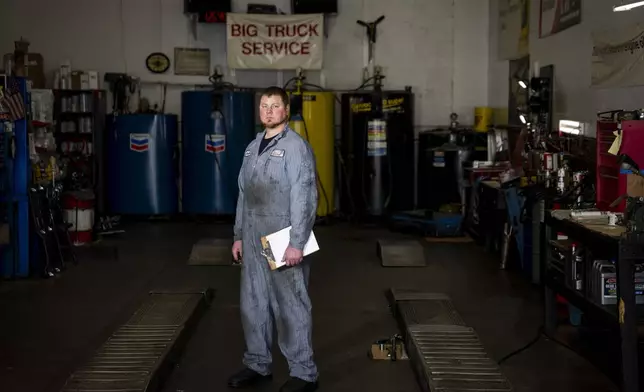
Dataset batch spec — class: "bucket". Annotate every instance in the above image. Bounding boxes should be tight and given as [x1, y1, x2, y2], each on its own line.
[63, 190, 95, 245]
[474, 107, 493, 132]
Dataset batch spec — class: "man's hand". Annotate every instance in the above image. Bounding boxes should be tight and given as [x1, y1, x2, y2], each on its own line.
[232, 240, 243, 262]
[283, 246, 303, 266]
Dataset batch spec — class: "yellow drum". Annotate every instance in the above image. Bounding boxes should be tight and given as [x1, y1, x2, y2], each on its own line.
[289, 91, 335, 217]
[474, 107, 493, 132]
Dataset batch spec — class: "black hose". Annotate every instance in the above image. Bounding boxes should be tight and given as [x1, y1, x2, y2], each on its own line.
[360, 118, 394, 217]
[209, 80, 233, 173]
[283, 77, 297, 89]
[497, 325, 545, 365]
[360, 119, 370, 211]
[299, 82, 379, 219]
[212, 111, 225, 172]
[496, 322, 610, 382]
[282, 78, 377, 220]
[210, 81, 235, 209]
[384, 129, 394, 209]
[160, 84, 167, 113]
[303, 83, 342, 105]
[208, 72, 236, 90]
[334, 141, 356, 220]
[496, 298, 611, 381]
[354, 76, 375, 91]
[213, 109, 238, 205]
[284, 75, 374, 92]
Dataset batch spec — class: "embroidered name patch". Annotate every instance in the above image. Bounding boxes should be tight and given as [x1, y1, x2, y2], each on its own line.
[270, 149, 285, 157]
[244, 150, 251, 157]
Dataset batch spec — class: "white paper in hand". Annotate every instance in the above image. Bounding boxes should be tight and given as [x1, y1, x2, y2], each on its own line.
[265, 226, 319, 269]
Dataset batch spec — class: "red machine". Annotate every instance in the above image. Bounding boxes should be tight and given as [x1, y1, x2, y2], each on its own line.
[596, 119, 644, 212]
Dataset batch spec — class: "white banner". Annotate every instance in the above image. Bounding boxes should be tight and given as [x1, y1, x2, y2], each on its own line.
[592, 24, 644, 88]
[226, 13, 324, 70]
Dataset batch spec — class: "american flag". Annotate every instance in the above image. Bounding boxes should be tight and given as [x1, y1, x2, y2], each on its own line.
[0, 77, 25, 122]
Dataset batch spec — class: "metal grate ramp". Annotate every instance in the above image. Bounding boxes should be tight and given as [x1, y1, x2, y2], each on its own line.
[389, 289, 513, 392]
[60, 289, 212, 392]
[408, 325, 513, 392]
[188, 238, 233, 265]
[390, 289, 466, 326]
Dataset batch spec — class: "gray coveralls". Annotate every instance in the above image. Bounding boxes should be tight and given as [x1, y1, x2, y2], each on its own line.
[233, 125, 319, 382]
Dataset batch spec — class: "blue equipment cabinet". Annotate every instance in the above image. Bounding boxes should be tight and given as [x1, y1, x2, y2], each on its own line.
[106, 114, 179, 215]
[0, 77, 30, 278]
[181, 90, 255, 214]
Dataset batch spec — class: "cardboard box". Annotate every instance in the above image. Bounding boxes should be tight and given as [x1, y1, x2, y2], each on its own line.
[88, 71, 99, 89]
[627, 174, 644, 197]
[71, 71, 84, 90]
[3, 52, 45, 88]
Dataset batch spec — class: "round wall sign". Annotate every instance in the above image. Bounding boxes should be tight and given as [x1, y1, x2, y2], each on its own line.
[145, 52, 170, 74]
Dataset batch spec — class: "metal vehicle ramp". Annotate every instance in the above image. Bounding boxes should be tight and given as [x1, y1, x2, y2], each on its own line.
[389, 289, 513, 392]
[60, 289, 213, 392]
[377, 238, 427, 267]
[188, 238, 232, 265]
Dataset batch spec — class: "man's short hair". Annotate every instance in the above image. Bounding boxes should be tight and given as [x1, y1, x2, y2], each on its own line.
[261, 86, 289, 107]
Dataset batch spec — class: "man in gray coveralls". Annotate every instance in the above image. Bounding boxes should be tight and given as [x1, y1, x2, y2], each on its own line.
[228, 86, 319, 392]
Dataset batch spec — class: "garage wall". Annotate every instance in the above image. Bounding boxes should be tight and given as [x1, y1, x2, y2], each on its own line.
[489, 0, 644, 135]
[487, 0, 509, 111]
[0, 0, 490, 128]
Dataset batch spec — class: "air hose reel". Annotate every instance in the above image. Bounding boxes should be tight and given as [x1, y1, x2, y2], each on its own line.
[357, 15, 385, 65]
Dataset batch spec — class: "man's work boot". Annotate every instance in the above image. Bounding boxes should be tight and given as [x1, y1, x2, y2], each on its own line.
[279, 377, 318, 392]
[227, 368, 272, 388]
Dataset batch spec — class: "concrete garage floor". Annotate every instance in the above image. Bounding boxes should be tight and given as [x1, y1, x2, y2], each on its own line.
[0, 222, 617, 392]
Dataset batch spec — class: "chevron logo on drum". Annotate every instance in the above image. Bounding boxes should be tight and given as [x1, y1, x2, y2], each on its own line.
[205, 134, 226, 153]
[130, 133, 150, 152]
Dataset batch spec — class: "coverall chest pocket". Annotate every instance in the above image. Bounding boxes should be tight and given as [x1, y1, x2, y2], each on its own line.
[265, 155, 286, 185]
[241, 153, 253, 179]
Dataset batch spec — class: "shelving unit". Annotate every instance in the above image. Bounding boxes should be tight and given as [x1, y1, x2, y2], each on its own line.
[52, 89, 106, 214]
[543, 211, 642, 392]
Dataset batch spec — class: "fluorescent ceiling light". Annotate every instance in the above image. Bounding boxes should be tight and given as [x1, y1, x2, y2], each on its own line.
[614, 1, 644, 12]
[518, 80, 527, 89]
[559, 119, 584, 135]
[560, 126, 580, 135]
[560, 120, 580, 128]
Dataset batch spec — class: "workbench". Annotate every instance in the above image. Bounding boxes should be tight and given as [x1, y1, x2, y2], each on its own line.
[468, 180, 505, 250]
[464, 167, 506, 243]
[543, 210, 642, 392]
[467, 179, 545, 283]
